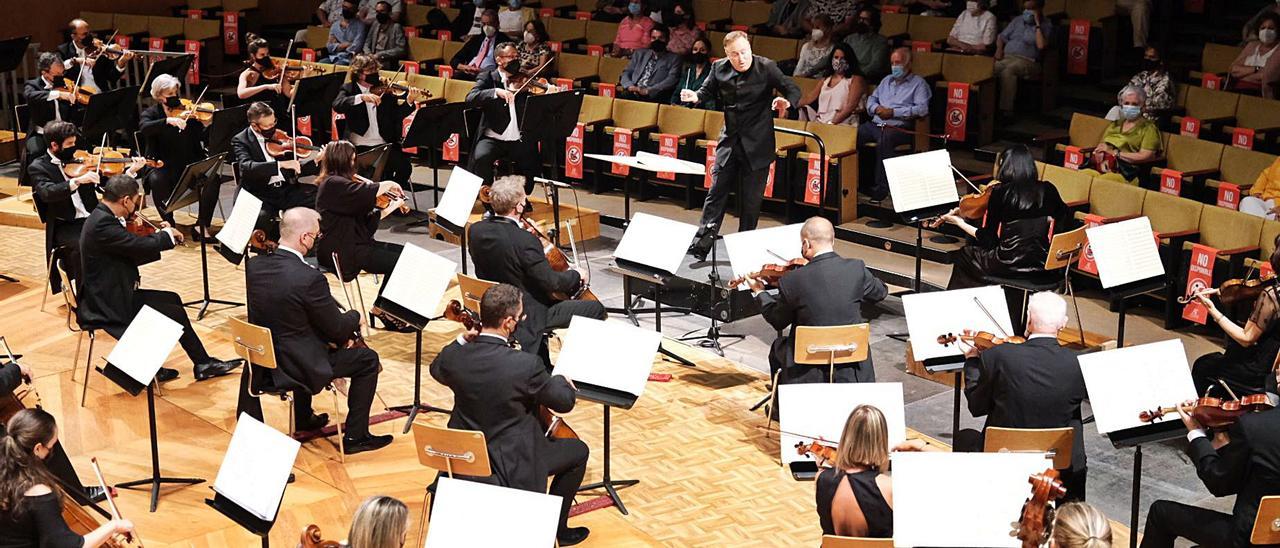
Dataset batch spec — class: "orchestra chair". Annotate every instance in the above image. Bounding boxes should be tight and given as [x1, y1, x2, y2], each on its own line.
[765, 324, 870, 431]
[54, 260, 95, 406]
[410, 421, 491, 541]
[983, 426, 1074, 472]
[229, 316, 346, 462]
[13, 103, 29, 185]
[1251, 496, 1280, 545]
[983, 225, 1088, 333]
[820, 536, 893, 548]
[455, 273, 498, 314]
[39, 245, 68, 314]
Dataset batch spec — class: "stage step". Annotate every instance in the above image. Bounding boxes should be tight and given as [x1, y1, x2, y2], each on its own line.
[836, 216, 962, 265]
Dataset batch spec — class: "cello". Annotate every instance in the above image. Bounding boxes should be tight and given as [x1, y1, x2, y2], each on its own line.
[1014, 468, 1067, 548]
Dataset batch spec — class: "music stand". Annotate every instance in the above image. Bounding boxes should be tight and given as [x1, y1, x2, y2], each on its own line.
[165, 153, 243, 319]
[0, 35, 26, 282]
[289, 72, 346, 121]
[520, 89, 584, 178]
[81, 86, 141, 146]
[206, 492, 281, 548]
[402, 100, 467, 207]
[139, 54, 194, 99]
[356, 144, 390, 182]
[1086, 217, 1167, 347]
[207, 104, 250, 157]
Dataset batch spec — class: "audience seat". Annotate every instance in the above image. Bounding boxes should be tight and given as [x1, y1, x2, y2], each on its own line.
[1223, 95, 1280, 151]
[304, 25, 330, 50]
[1037, 112, 1110, 164]
[763, 118, 809, 210]
[1139, 191, 1204, 327]
[114, 14, 151, 40]
[583, 20, 619, 52]
[404, 3, 430, 28]
[547, 17, 588, 48]
[731, 1, 774, 30]
[1189, 43, 1244, 83]
[1173, 85, 1240, 135]
[752, 35, 800, 65]
[1063, 0, 1119, 77]
[1148, 133, 1223, 196]
[596, 55, 628, 88]
[906, 15, 956, 49]
[596, 99, 660, 191]
[444, 78, 473, 103]
[935, 54, 996, 145]
[568, 94, 615, 183]
[557, 52, 601, 87]
[1042, 164, 1094, 210]
[798, 121, 859, 223]
[694, 0, 732, 29]
[407, 37, 445, 71]
[1205, 147, 1277, 200]
[643, 105, 707, 208]
[79, 11, 115, 32]
[880, 12, 910, 43]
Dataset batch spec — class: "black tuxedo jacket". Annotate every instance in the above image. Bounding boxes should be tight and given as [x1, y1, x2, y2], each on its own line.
[23, 77, 83, 131]
[430, 335, 576, 492]
[139, 103, 206, 176]
[332, 81, 410, 143]
[690, 56, 801, 172]
[464, 67, 532, 141]
[230, 127, 319, 200]
[56, 42, 123, 92]
[1189, 407, 1280, 546]
[757, 251, 888, 370]
[30, 153, 98, 225]
[963, 337, 1087, 472]
[315, 175, 380, 280]
[76, 203, 174, 330]
[246, 251, 362, 394]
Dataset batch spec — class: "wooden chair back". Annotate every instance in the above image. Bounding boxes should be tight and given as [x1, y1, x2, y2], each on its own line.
[412, 421, 492, 477]
[983, 426, 1073, 470]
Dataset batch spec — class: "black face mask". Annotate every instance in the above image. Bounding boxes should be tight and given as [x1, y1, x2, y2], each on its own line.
[164, 96, 183, 108]
[650, 40, 667, 53]
[1142, 59, 1161, 71]
[54, 147, 76, 163]
[50, 76, 66, 88]
[687, 52, 708, 65]
[376, 12, 390, 24]
[256, 125, 276, 137]
[363, 72, 381, 85]
[80, 36, 94, 48]
[341, 8, 356, 19]
[256, 56, 273, 68]
[502, 59, 521, 75]
[668, 13, 684, 25]
[852, 22, 870, 34]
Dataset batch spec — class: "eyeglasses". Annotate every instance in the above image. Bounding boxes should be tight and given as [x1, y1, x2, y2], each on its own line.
[304, 231, 324, 240]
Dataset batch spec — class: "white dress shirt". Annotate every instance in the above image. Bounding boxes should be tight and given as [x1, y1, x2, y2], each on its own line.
[349, 81, 386, 147]
[484, 71, 521, 141]
[278, 244, 309, 264]
[48, 151, 89, 219]
[40, 77, 63, 131]
[68, 43, 101, 92]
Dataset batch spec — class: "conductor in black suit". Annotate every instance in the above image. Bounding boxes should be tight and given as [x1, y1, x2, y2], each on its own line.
[231, 102, 319, 217]
[745, 217, 888, 388]
[331, 53, 415, 186]
[57, 19, 131, 94]
[681, 31, 801, 260]
[238, 207, 392, 455]
[429, 283, 591, 546]
[76, 176, 241, 384]
[468, 176, 606, 359]
[960, 291, 1087, 501]
[464, 43, 544, 189]
[22, 53, 84, 162]
[1141, 403, 1280, 547]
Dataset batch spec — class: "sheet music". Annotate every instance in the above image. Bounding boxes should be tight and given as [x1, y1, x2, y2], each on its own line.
[215, 189, 263, 255]
[105, 305, 184, 385]
[635, 150, 707, 175]
[1078, 339, 1198, 434]
[381, 243, 457, 319]
[552, 317, 660, 397]
[424, 477, 561, 548]
[722, 224, 803, 287]
[435, 167, 483, 228]
[613, 212, 700, 274]
[1086, 216, 1165, 289]
[902, 286, 1014, 362]
[778, 383, 905, 464]
[584, 153, 649, 171]
[883, 149, 960, 213]
[212, 414, 300, 522]
[892, 452, 1049, 547]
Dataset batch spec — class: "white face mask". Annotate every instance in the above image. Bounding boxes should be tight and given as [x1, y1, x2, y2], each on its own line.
[810, 29, 824, 42]
[1263, 28, 1278, 44]
[483, 25, 497, 37]
[523, 31, 536, 44]
[967, 1, 979, 13]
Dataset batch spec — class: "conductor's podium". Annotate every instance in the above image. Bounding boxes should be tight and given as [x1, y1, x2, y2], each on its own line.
[426, 195, 601, 247]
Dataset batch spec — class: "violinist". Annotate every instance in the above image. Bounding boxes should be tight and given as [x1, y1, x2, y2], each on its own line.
[744, 217, 886, 408]
[57, 20, 131, 95]
[237, 33, 291, 125]
[1140, 401, 1280, 547]
[77, 175, 242, 384]
[231, 101, 319, 219]
[959, 292, 1088, 501]
[140, 74, 214, 235]
[239, 208, 392, 456]
[0, 409, 134, 548]
[428, 283, 590, 547]
[331, 54, 413, 186]
[313, 140, 411, 332]
[22, 53, 84, 160]
[465, 42, 544, 190]
[1187, 241, 1280, 397]
[467, 177, 606, 360]
[814, 405, 895, 539]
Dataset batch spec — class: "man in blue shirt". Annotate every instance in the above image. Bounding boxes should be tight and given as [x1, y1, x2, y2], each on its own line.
[994, 0, 1052, 114]
[322, 0, 367, 65]
[856, 47, 931, 202]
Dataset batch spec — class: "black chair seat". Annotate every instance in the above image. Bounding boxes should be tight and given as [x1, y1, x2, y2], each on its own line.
[982, 273, 1062, 292]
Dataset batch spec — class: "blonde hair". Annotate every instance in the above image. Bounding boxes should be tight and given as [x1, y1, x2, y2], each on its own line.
[835, 405, 889, 472]
[489, 176, 527, 215]
[347, 495, 408, 548]
[723, 30, 749, 47]
[1052, 502, 1112, 548]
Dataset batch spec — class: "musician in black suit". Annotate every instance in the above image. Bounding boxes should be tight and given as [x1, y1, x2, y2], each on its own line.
[467, 176, 606, 359]
[331, 53, 413, 186]
[746, 217, 888, 389]
[76, 176, 241, 384]
[57, 19, 131, 95]
[464, 43, 542, 189]
[1141, 403, 1280, 547]
[231, 102, 319, 229]
[681, 31, 800, 260]
[429, 283, 590, 546]
[238, 207, 392, 455]
[139, 74, 215, 232]
[22, 53, 84, 162]
[960, 291, 1088, 501]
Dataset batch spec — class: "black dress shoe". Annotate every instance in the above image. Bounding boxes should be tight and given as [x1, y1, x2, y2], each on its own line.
[342, 433, 394, 455]
[557, 527, 590, 546]
[155, 367, 180, 383]
[193, 359, 243, 381]
[296, 413, 329, 432]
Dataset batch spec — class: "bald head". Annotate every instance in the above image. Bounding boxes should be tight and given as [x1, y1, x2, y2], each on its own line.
[280, 207, 321, 252]
[69, 19, 91, 42]
[1026, 291, 1068, 335]
[800, 217, 834, 258]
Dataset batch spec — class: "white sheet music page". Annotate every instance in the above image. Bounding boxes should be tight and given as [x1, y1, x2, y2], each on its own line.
[105, 305, 184, 385]
[893, 452, 1049, 547]
[381, 243, 457, 319]
[1086, 216, 1165, 289]
[778, 383, 905, 464]
[584, 153, 648, 171]
[613, 212, 700, 274]
[883, 149, 960, 213]
[635, 150, 707, 175]
[1078, 339, 1198, 434]
[215, 189, 263, 255]
[434, 166, 483, 228]
[552, 316, 660, 397]
[902, 286, 1013, 362]
[425, 477, 561, 548]
[722, 224, 803, 287]
[212, 413, 300, 522]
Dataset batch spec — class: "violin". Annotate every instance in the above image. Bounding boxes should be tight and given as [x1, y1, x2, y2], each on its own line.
[795, 440, 838, 466]
[370, 77, 433, 105]
[300, 525, 342, 548]
[445, 299, 480, 334]
[728, 258, 809, 288]
[244, 59, 316, 82]
[1139, 394, 1274, 429]
[58, 78, 96, 105]
[937, 330, 1027, 352]
[263, 130, 320, 159]
[506, 57, 560, 96]
[250, 229, 278, 253]
[125, 210, 162, 239]
[63, 149, 163, 179]
[1015, 469, 1067, 548]
[354, 174, 411, 215]
[1180, 271, 1278, 307]
[165, 98, 216, 124]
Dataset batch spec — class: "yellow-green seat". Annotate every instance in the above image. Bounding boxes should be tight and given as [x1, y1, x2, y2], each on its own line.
[907, 15, 956, 44]
[1087, 178, 1146, 219]
[1208, 147, 1277, 193]
[1043, 164, 1094, 207]
[1142, 191, 1202, 240]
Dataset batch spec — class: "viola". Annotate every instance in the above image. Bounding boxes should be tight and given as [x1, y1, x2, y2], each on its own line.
[445, 299, 480, 334]
[937, 330, 1027, 353]
[300, 525, 342, 548]
[795, 440, 838, 466]
[479, 186, 596, 302]
[1139, 394, 1274, 429]
[728, 258, 809, 288]
[263, 130, 320, 159]
[1180, 271, 1278, 307]
[1015, 468, 1067, 548]
[370, 78, 434, 105]
[165, 98, 217, 124]
[925, 181, 998, 229]
[63, 149, 163, 179]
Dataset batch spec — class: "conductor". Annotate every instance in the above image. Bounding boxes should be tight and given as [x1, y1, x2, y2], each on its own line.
[681, 30, 800, 261]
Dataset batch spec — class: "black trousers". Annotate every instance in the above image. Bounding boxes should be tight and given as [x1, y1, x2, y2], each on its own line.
[1191, 351, 1267, 398]
[51, 218, 86, 287]
[365, 241, 403, 296]
[1140, 500, 1235, 548]
[233, 347, 380, 438]
[102, 289, 211, 367]
[355, 144, 413, 186]
[697, 144, 770, 241]
[545, 437, 590, 534]
[954, 428, 1087, 502]
[147, 166, 223, 227]
[856, 122, 913, 200]
[469, 137, 542, 188]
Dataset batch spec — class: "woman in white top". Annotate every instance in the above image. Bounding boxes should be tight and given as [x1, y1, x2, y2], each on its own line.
[947, 0, 997, 53]
[797, 43, 864, 126]
[497, 0, 533, 38]
[794, 15, 836, 78]
[1231, 11, 1280, 99]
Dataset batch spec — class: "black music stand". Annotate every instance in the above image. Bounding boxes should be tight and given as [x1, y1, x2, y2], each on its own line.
[0, 36, 30, 74]
[206, 491, 281, 548]
[402, 100, 467, 207]
[430, 216, 469, 274]
[97, 363, 204, 512]
[574, 384, 639, 514]
[81, 86, 141, 146]
[1105, 277, 1168, 348]
[1106, 419, 1186, 548]
[372, 298, 452, 433]
[610, 259, 696, 367]
[521, 89, 584, 179]
[139, 54, 194, 98]
[290, 72, 346, 121]
[166, 153, 244, 319]
[207, 104, 250, 157]
[356, 144, 390, 182]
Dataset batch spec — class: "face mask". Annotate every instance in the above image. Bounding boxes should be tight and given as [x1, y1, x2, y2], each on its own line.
[687, 52, 708, 65]
[890, 64, 905, 78]
[831, 59, 849, 74]
[852, 21, 870, 34]
[483, 25, 497, 37]
[474, 0, 484, 6]
[376, 12, 390, 24]
[256, 124, 276, 137]
[256, 56, 273, 68]
[1141, 58, 1160, 71]
[810, 29, 824, 42]
[164, 96, 183, 108]
[50, 77, 66, 88]
[1263, 28, 1278, 44]
[1022, 10, 1035, 24]
[55, 147, 76, 163]
[363, 72, 381, 85]
[80, 36, 95, 48]
[1121, 105, 1142, 120]
[524, 31, 536, 43]
[628, 3, 641, 15]
[342, 7, 356, 19]
[650, 40, 667, 53]
[503, 59, 521, 74]
[669, 12, 684, 24]
[967, 1, 979, 13]
[509, 0, 520, 8]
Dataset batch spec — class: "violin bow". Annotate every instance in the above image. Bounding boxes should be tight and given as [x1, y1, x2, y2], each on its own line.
[972, 296, 1012, 339]
[0, 336, 41, 409]
[90, 457, 142, 547]
[180, 85, 209, 122]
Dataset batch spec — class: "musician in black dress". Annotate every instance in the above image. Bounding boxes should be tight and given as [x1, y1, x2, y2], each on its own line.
[140, 74, 215, 235]
[237, 33, 292, 129]
[813, 405, 895, 538]
[0, 409, 133, 548]
[1188, 242, 1280, 397]
[0, 361, 103, 505]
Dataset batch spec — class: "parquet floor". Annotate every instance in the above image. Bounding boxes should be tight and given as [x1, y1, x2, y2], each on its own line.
[0, 220, 1132, 547]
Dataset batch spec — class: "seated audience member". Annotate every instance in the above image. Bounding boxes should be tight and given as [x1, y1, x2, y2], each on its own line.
[843, 6, 890, 82]
[794, 15, 836, 78]
[363, 1, 407, 69]
[358, 0, 401, 26]
[760, 0, 810, 38]
[1241, 155, 1280, 220]
[449, 9, 513, 79]
[346, 495, 408, 548]
[947, 0, 997, 54]
[1246, 1, 1280, 42]
[612, 0, 655, 57]
[1105, 47, 1173, 123]
[884, 0, 959, 16]
[516, 20, 554, 76]
[1081, 86, 1161, 185]
[798, 43, 865, 126]
[1053, 502, 1113, 548]
[321, 0, 368, 65]
[664, 1, 698, 56]
[497, 0, 533, 38]
[805, 0, 856, 34]
[1230, 12, 1280, 99]
[1116, 0, 1151, 50]
[813, 405, 895, 538]
[994, 0, 1052, 115]
[857, 48, 931, 202]
[594, 0, 631, 23]
[619, 24, 680, 102]
[671, 36, 716, 109]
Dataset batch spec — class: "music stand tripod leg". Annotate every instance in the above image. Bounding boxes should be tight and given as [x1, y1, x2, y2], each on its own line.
[113, 384, 205, 512]
[577, 405, 638, 514]
[674, 236, 744, 356]
[388, 330, 452, 433]
[183, 232, 245, 320]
